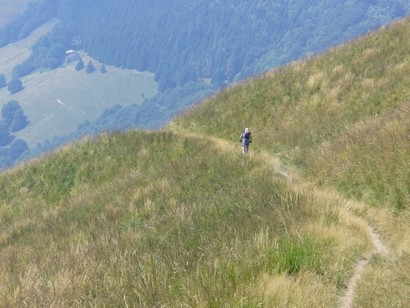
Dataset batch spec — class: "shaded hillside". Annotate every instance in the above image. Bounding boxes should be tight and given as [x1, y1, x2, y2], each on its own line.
[55, 0, 410, 88]
[0, 0, 30, 28]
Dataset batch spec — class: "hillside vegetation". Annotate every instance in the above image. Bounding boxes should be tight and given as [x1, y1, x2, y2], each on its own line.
[174, 17, 410, 212]
[172, 17, 410, 306]
[0, 131, 371, 306]
[0, 17, 409, 307]
[2, 0, 410, 169]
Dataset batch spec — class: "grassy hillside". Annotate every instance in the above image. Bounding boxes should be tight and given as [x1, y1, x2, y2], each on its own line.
[0, 131, 370, 306]
[0, 16, 409, 307]
[173, 17, 410, 211]
[10, 56, 157, 147]
[172, 17, 410, 306]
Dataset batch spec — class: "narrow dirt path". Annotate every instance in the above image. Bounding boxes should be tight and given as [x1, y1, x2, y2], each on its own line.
[339, 226, 389, 308]
[170, 128, 390, 307]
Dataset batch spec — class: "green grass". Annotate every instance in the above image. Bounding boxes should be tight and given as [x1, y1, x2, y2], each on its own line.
[1, 15, 410, 308]
[171, 17, 410, 306]
[0, 131, 369, 306]
[173, 17, 410, 211]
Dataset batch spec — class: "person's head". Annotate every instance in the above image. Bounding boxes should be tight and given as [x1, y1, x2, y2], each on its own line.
[245, 128, 250, 133]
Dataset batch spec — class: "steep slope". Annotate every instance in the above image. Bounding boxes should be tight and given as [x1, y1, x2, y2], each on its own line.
[1, 16, 409, 308]
[0, 130, 371, 306]
[2, 0, 410, 170]
[172, 17, 410, 306]
[172, 17, 410, 211]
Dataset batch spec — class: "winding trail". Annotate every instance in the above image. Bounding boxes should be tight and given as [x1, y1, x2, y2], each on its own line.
[271, 151, 390, 308]
[170, 128, 390, 307]
[339, 226, 388, 308]
[272, 156, 390, 308]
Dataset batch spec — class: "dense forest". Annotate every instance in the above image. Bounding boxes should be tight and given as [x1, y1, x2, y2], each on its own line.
[55, 0, 410, 89]
[0, 0, 409, 168]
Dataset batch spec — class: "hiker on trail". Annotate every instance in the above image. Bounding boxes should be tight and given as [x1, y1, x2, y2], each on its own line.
[239, 127, 252, 154]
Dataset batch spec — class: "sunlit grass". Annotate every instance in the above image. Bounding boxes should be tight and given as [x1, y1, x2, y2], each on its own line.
[0, 130, 369, 306]
[172, 17, 410, 306]
[2, 16, 410, 307]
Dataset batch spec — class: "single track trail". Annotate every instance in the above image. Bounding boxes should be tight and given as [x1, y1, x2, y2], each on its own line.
[171, 128, 390, 307]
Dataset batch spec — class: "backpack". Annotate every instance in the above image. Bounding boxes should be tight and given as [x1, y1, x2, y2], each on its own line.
[241, 131, 251, 145]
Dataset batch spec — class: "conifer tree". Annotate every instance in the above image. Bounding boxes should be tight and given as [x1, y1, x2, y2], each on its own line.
[85, 61, 95, 74]
[7, 78, 23, 94]
[75, 58, 85, 71]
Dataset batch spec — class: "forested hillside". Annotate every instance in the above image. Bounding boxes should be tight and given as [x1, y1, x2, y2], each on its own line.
[0, 0, 30, 28]
[55, 0, 410, 89]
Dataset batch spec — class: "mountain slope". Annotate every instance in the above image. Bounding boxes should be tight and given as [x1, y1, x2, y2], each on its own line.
[170, 18, 410, 306]
[2, 0, 410, 170]
[55, 0, 410, 87]
[172, 17, 410, 211]
[0, 130, 371, 306]
[0, 15, 409, 307]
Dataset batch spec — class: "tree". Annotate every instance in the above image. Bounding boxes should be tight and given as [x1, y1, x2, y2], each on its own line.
[47, 43, 66, 68]
[75, 58, 85, 71]
[12, 62, 34, 78]
[85, 61, 96, 74]
[7, 78, 23, 94]
[2, 100, 21, 125]
[9, 109, 29, 132]
[0, 74, 6, 88]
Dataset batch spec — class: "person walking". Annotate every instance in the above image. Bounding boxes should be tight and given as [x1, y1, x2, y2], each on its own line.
[239, 128, 252, 154]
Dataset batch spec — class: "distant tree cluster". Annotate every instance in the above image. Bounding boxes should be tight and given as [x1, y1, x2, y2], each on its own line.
[0, 74, 24, 94]
[0, 100, 29, 168]
[7, 78, 23, 94]
[11, 22, 82, 78]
